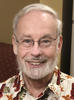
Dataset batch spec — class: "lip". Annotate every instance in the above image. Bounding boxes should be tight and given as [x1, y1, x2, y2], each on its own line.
[25, 60, 46, 68]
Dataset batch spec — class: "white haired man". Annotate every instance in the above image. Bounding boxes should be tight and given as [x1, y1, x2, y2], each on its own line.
[0, 3, 74, 100]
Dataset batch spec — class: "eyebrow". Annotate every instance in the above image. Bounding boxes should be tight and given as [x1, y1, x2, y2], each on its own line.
[40, 34, 55, 39]
[19, 34, 32, 40]
[19, 33, 56, 40]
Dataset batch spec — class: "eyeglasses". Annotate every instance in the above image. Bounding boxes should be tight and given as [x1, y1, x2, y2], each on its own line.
[14, 34, 58, 49]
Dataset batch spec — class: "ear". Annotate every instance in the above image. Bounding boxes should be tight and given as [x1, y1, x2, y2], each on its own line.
[12, 34, 18, 55]
[57, 35, 63, 53]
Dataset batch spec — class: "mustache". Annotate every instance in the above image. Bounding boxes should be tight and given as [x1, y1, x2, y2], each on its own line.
[24, 56, 48, 62]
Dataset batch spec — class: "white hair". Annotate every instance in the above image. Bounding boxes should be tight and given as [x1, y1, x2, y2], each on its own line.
[13, 3, 62, 35]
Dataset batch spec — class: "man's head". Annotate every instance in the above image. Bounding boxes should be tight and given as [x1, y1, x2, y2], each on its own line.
[12, 3, 62, 80]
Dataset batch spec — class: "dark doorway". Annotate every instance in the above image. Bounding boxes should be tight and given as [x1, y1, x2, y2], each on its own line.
[61, 0, 73, 74]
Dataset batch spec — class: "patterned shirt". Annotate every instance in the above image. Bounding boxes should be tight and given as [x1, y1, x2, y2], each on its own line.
[0, 66, 74, 100]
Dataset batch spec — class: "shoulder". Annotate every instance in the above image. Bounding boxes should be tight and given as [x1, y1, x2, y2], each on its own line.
[55, 66, 74, 84]
[0, 75, 18, 99]
[55, 66, 74, 85]
[60, 72, 74, 98]
[0, 75, 17, 88]
[60, 72, 74, 84]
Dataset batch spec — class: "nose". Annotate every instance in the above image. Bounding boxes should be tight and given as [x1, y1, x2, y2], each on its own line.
[30, 42, 42, 57]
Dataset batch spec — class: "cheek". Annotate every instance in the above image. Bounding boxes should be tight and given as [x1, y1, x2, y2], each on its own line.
[17, 47, 29, 58]
[44, 47, 57, 58]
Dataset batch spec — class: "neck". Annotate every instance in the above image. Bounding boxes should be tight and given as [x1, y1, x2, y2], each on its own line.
[22, 72, 53, 97]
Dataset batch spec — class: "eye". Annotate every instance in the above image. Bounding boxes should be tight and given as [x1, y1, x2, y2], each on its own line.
[22, 39, 32, 43]
[41, 39, 51, 43]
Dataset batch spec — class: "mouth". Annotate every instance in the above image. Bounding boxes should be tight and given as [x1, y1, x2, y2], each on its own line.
[25, 60, 47, 68]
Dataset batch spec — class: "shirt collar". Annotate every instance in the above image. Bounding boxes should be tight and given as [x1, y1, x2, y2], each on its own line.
[48, 66, 61, 97]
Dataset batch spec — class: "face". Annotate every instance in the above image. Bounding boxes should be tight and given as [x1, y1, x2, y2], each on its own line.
[12, 10, 62, 80]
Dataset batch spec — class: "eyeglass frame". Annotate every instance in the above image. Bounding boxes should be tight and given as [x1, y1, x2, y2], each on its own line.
[14, 33, 59, 49]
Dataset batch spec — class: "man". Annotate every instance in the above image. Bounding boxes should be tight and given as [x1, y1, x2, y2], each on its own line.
[0, 3, 74, 100]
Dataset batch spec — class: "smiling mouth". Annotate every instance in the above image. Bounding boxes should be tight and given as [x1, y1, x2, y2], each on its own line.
[25, 60, 47, 68]
[29, 62, 43, 65]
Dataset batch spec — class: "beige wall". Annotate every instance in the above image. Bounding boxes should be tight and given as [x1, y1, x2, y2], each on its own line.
[0, 0, 39, 43]
[0, 0, 63, 44]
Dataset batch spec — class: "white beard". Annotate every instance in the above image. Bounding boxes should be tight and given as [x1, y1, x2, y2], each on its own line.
[17, 56, 57, 80]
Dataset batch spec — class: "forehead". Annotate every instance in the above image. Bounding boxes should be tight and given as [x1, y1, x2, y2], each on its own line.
[16, 10, 57, 39]
[17, 10, 57, 26]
